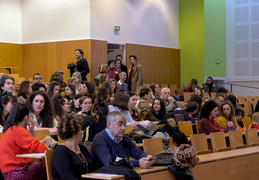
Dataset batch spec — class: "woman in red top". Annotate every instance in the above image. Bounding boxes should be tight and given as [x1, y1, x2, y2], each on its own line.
[250, 112, 259, 129]
[199, 100, 229, 135]
[0, 103, 48, 180]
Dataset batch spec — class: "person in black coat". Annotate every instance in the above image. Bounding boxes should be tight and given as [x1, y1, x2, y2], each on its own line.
[75, 49, 90, 81]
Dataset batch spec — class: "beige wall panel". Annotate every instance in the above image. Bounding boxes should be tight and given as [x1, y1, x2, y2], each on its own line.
[0, 42, 22, 75]
[126, 43, 180, 87]
[90, 39, 107, 84]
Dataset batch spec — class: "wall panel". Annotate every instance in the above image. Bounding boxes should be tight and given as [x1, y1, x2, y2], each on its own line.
[0, 42, 22, 74]
[126, 43, 180, 87]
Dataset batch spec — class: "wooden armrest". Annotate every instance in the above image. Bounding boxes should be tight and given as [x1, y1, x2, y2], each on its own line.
[197, 150, 212, 155]
[233, 145, 247, 150]
[216, 147, 231, 152]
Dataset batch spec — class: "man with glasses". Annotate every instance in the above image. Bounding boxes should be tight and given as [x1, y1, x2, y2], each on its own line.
[91, 111, 154, 169]
[32, 73, 42, 84]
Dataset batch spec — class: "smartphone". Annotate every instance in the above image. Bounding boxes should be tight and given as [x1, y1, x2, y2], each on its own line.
[148, 156, 156, 161]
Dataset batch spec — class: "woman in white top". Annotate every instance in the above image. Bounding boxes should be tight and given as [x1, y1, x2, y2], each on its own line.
[27, 91, 57, 128]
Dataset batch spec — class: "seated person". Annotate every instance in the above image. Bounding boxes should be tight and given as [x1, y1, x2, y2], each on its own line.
[117, 71, 128, 92]
[177, 102, 200, 123]
[0, 103, 48, 179]
[161, 87, 181, 113]
[145, 97, 166, 122]
[200, 101, 231, 135]
[135, 86, 152, 113]
[183, 79, 198, 93]
[213, 93, 225, 107]
[52, 113, 95, 179]
[216, 100, 237, 131]
[91, 111, 154, 169]
[235, 108, 246, 131]
[32, 83, 47, 93]
[250, 112, 259, 129]
[202, 76, 217, 94]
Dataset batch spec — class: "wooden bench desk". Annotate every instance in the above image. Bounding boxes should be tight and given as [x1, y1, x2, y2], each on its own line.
[82, 166, 175, 180]
[193, 146, 259, 180]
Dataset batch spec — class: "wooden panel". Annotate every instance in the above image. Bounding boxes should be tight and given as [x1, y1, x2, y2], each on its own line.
[126, 43, 180, 87]
[90, 39, 107, 84]
[0, 42, 22, 74]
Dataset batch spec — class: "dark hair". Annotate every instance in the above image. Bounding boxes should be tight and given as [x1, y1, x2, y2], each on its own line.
[82, 81, 95, 101]
[186, 102, 199, 113]
[151, 97, 166, 119]
[116, 55, 122, 59]
[99, 81, 112, 96]
[108, 60, 115, 67]
[216, 87, 229, 94]
[27, 91, 54, 127]
[139, 87, 151, 98]
[112, 92, 130, 110]
[49, 75, 61, 83]
[129, 55, 137, 60]
[126, 91, 136, 97]
[33, 73, 41, 79]
[74, 94, 82, 100]
[236, 108, 244, 118]
[226, 95, 237, 107]
[193, 85, 204, 97]
[109, 79, 117, 94]
[150, 83, 160, 96]
[0, 75, 14, 90]
[214, 93, 225, 100]
[96, 87, 110, 104]
[0, 92, 17, 127]
[47, 81, 60, 99]
[32, 83, 47, 92]
[17, 81, 32, 99]
[75, 49, 84, 57]
[66, 84, 76, 99]
[207, 76, 213, 81]
[52, 94, 67, 119]
[3, 103, 29, 132]
[99, 74, 108, 85]
[189, 94, 202, 111]
[93, 100, 109, 123]
[115, 59, 122, 66]
[200, 100, 218, 119]
[58, 113, 83, 140]
[79, 96, 92, 114]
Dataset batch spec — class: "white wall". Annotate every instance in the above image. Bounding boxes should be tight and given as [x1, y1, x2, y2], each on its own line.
[22, 0, 91, 43]
[90, 0, 179, 48]
[0, 0, 22, 43]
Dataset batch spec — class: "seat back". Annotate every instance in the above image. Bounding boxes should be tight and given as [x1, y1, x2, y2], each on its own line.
[243, 117, 252, 129]
[244, 100, 253, 117]
[57, 136, 64, 143]
[210, 132, 230, 152]
[195, 120, 200, 134]
[237, 96, 245, 105]
[245, 128, 259, 147]
[178, 121, 193, 136]
[183, 92, 192, 102]
[143, 138, 163, 156]
[125, 125, 133, 134]
[190, 134, 212, 155]
[246, 96, 253, 102]
[45, 149, 54, 180]
[34, 129, 50, 141]
[228, 130, 246, 150]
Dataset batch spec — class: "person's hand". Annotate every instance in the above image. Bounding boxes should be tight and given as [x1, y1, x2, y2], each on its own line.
[227, 121, 233, 128]
[28, 120, 35, 137]
[168, 96, 175, 102]
[139, 155, 155, 169]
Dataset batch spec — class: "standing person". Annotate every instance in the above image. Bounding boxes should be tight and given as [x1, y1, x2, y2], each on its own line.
[127, 55, 143, 92]
[75, 49, 90, 81]
[0, 104, 48, 180]
[115, 55, 128, 80]
[202, 76, 217, 95]
[117, 71, 128, 92]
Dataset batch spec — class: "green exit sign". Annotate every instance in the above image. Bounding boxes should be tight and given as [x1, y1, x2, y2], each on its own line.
[114, 26, 120, 31]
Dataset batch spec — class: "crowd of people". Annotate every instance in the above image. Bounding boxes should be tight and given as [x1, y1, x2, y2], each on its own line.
[0, 49, 255, 179]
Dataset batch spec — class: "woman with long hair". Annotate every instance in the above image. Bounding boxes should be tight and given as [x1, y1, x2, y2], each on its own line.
[145, 97, 166, 122]
[217, 100, 237, 130]
[27, 91, 56, 128]
[46, 81, 60, 100]
[150, 83, 161, 99]
[0, 92, 17, 132]
[17, 80, 33, 104]
[80, 81, 95, 101]
[52, 94, 70, 122]
[65, 84, 76, 102]
[0, 103, 48, 180]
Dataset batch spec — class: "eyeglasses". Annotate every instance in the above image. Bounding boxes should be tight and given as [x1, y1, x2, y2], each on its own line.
[34, 78, 42, 80]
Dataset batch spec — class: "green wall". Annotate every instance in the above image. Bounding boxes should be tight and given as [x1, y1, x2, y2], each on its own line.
[179, 0, 204, 87]
[204, 0, 226, 78]
[179, 0, 226, 86]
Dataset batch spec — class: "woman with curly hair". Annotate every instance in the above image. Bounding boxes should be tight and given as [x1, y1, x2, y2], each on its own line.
[17, 80, 33, 104]
[27, 91, 56, 128]
[52, 113, 95, 179]
[217, 100, 237, 130]
[52, 94, 70, 122]
[200, 100, 230, 135]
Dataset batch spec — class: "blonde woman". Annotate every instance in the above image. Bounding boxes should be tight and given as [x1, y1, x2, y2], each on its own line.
[250, 112, 259, 129]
